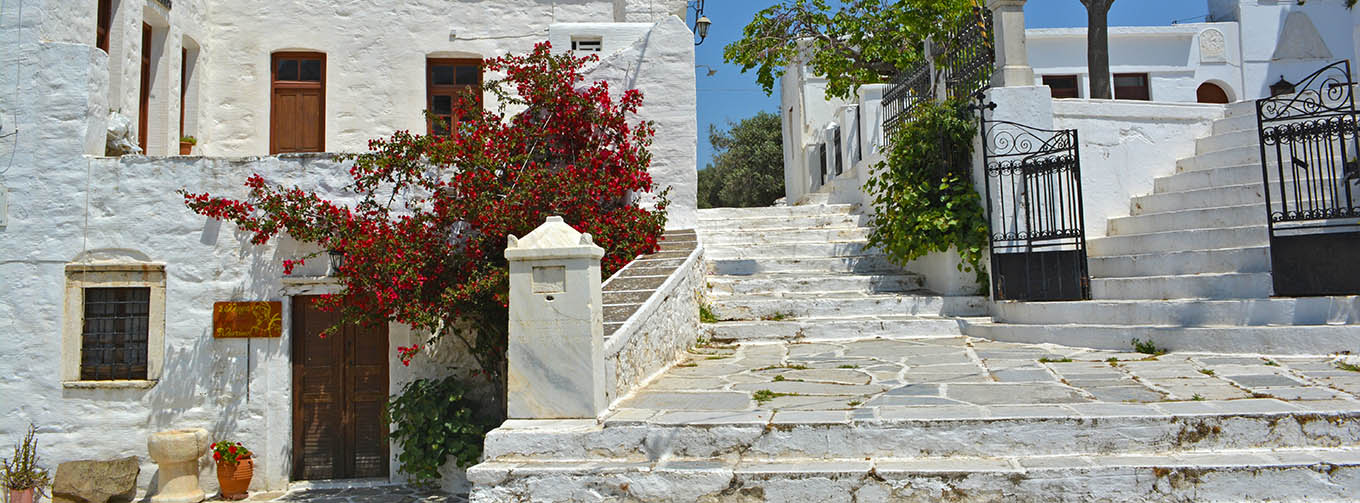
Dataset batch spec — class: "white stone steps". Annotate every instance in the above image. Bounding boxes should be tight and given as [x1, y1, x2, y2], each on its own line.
[1090, 272, 1273, 300]
[699, 227, 871, 246]
[1131, 183, 1265, 215]
[696, 213, 870, 231]
[1212, 112, 1259, 136]
[1108, 204, 1265, 235]
[963, 321, 1360, 354]
[1195, 128, 1259, 154]
[709, 293, 988, 320]
[707, 256, 905, 276]
[1156, 164, 1265, 193]
[1088, 246, 1270, 277]
[698, 204, 855, 220]
[469, 448, 1360, 502]
[707, 273, 924, 296]
[991, 297, 1360, 327]
[1087, 225, 1268, 257]
[705, 317, 966, 342]
[1176, 146, 1261, 172]
[1224, 99, 1258, 118]
[704, 241, 877, 260]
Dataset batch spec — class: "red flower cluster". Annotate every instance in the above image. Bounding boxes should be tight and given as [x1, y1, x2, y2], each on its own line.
[210, 441, 252, 465]
[397, 344, 422, 366]
[180, 42, 667, 384]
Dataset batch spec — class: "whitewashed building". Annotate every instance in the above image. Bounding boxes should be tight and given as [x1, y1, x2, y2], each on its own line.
[0, 0, 697, 496]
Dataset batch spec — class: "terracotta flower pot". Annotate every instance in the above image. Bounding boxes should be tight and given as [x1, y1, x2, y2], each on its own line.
[215, 456, 253, 500]
[179, 142, 193, 155]
[7, 488, 36, 503]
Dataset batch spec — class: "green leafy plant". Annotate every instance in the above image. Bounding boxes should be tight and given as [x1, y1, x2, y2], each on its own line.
[1038, 357, 1073, 363]
[761, 311, 794, 321]
[699, 304, 719, 324]
[1131, 338, 1168, 356]
[210, 440, 252, 465]
[773, 375, 786, 382]
[2, 425, 51, 492]
[179, 135, 197, 145]
[752, 389, 799, 405]
[1263, 360, 1280, 367]
[1198, 369, 1215, 376]
[1191, 394, 1205, 401]
[837, 364, 859, 369]
[864, 100, 989, 287]
[1337, 361, 1360, 372]
[386, 375, 493, 488]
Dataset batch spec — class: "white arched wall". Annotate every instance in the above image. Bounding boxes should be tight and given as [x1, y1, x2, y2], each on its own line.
[1199, 78, 1238, 103]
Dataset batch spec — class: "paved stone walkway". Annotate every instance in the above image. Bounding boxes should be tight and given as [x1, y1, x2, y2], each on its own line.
[608, 336, 1360, 421]
[222, 486, 467, 502]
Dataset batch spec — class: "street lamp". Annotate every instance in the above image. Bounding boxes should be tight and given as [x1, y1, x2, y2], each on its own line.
[691, 0, 711, 46]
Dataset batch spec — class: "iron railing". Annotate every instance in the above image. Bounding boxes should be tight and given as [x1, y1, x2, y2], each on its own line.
[882, 63, 932, 132]
[883, 7, 994, 132]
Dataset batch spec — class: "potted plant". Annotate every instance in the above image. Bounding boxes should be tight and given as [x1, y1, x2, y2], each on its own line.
[179, 136, 197, 155]
[210, 441, 252, 500]
[1, 425, 50, 503]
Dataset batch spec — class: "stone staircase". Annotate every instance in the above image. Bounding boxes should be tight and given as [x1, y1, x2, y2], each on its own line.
[695, 200, 988, 341]
[969, 100, 1360, 354]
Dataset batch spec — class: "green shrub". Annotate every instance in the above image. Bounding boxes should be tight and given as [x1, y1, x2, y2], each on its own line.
[386, 376, 493, 488]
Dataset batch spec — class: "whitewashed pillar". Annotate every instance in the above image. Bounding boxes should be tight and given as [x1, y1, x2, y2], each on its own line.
[504, 216, 607, 419]
[987, 0, 1035, 87]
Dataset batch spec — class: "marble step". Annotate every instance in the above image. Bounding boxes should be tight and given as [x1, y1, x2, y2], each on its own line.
[1196, 128, 1260, 154]
[709, 293, 987, 320]
[698, 204, 855, 220]
[704, 316, 967, 342]
[1212, 112, 1259, 136]
[1131, 183, 1265, 215]
[708, 256, 905, 276]
[707, 273, 924, 296]
[696, 213, 870, 231]
[1176, 146, 1261, 172]
[1090, 272, 1273, 300]
[1224, 99, 1258, 118]
[1088, 225, 1268, 257]
[1108, 204, 1265, 235]
[703, 241, 877, 260]
[990, 297, 1360, 326]
[963, 321, 1360, 354]
[700, 227, 872, 246]
[1088, 246, 1270, 277]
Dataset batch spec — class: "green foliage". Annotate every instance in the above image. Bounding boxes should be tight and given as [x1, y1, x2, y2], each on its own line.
[1131, 338, 1168, 356]
[386, 375, 493, 488]
[698, 111, 786, 208]
[863, 100, 989, 287]
[724, 0, 972, 99]
[1337, 360, 1360, 372]
[2, 425, 50, 491]
[699, 304, 719, 323]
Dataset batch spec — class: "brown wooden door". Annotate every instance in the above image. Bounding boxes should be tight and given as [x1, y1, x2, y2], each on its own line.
[1197, 82, 1230, 104]
[139, 23, 152, 153]
[291, 296, 389, 481]
[271, 53, 326, 154]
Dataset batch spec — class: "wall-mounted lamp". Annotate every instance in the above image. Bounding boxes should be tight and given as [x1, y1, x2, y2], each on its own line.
[691, 0, 711, 46]
[1269, 75, 1296, 97]
[328, 249, 346, 275]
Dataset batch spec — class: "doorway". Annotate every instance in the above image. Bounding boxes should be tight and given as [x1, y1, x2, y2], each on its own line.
[1196, 82, 1230, 104]
[291, 295, 389, 481]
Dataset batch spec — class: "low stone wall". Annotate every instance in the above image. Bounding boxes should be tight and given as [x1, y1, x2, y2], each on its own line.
[599, 230, 702, 405]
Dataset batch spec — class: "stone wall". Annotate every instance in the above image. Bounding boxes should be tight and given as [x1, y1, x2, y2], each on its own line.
[599, 230, 702, 405]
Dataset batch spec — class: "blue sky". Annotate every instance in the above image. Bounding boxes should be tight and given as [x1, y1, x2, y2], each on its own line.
[690, 0, 1213, 169]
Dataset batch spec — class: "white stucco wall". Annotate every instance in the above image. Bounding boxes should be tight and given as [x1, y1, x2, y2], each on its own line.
[1051, 99, 1225, 239]
[1235, 0, 1358, 99]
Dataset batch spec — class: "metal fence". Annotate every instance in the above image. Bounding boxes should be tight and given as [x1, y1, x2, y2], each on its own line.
[882, 7, 995, 132]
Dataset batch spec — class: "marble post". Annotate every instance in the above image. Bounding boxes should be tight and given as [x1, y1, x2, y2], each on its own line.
[987, 0, 1035, 88]
[504, 216, 607, 419]
[146, 429, 210, 503]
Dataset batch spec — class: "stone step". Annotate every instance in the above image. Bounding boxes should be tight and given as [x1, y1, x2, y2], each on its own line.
[703, 241, 876, 260]
[1088, 246, 1271, 277]
[708, 256, 905, 276]
[1156, 164, 1262, 193]
[698, 204, 855, 220]
[1176, 146, 1261, 172]
[469, 448, 1360, 503]
[964, 320, 1360, 354]
[1090, 272, 1273, 300]
[1108, 204, 1265, 235]
[1196, 128, 1260, 154]
[704, 317, 966, 342]
[709, 293, 988, 321]
[1225, 99, 1259, 118]
[991, 297, 1360, 326]
[1088, 225, 1268, 257]
[707, 273, 924, 296]
[700, 227, 872, 246]
[697, 213, 870, 231]
[1132, 183, 1265, 214]
[1212, 112, 1258, 136]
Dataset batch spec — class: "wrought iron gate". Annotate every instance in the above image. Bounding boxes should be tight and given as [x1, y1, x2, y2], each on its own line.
[1256, 60, 1360, 296]
[980, 119, 1090, 301]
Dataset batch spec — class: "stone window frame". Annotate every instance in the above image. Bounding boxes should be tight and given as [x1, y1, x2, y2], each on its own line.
[61, 263, 166, 389]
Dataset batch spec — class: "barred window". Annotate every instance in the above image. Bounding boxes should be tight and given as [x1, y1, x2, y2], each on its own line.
[81, 287, 150, 380]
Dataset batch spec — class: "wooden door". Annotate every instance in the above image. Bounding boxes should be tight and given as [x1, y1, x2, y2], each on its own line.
[291, 296, 389, 481]
[139, 24, 151, 153]
[271, 53, 326, 154]
[1197, 82, 1230, 104]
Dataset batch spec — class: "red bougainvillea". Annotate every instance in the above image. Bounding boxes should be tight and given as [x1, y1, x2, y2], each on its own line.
[181, 42, 667, 397]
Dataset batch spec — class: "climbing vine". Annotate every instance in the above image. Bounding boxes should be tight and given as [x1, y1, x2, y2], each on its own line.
[863, 99, 989, 288]
[385, 375, 492, 488]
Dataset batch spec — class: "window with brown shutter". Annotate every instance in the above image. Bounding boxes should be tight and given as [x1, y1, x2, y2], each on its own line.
[1113, 73, 1151, 101]
[80, 287, 150, 381]
[270, 52, 326, 154]
[426, 58, 482, 136]
[1043, 75, 1080, 99]
[96, 0, 112, 53]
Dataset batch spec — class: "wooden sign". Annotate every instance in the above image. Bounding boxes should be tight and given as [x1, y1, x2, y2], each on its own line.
[213, 301, 283, 338]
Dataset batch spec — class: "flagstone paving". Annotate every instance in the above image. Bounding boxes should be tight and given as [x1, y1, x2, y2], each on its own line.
[607, 336, 1360, 421]
[227, 486, 467, 502]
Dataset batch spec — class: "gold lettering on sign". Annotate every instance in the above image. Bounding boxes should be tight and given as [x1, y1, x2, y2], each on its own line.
[213, 301, 283, 338]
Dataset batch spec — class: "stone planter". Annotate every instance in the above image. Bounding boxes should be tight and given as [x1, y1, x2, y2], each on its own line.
[6, 488, 36, 503]
[215, 457, 252, 501]
[147, 428, 210, 503]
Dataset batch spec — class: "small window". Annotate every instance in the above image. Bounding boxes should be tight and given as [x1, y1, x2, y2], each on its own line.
[426, 58, 482, 136]
[81, 287, 150, 380]
[1113, 73, 1150, 101]
[96, 0, 113, 52]
[62, 262, 166, 387]
[571, 37, 603, 52]
[1043, 75, 1080, 99]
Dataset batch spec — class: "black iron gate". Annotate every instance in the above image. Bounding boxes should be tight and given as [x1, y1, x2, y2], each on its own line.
[980, 118, 1090, 301]
[1256, 60, 1360, 296]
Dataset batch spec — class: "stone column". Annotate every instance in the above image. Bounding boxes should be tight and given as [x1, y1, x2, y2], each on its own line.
[987, 0, 1035, 88]
[504, 216, 607, 419]
[146, 428, 210, 503]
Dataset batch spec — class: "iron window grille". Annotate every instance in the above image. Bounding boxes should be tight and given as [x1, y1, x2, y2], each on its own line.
[80, 287, 151, 380]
